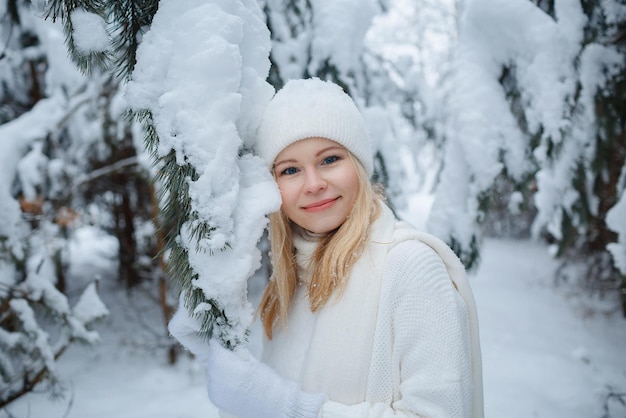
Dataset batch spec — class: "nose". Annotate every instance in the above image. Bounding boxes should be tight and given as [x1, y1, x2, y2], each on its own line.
[303, 168, 327, 194]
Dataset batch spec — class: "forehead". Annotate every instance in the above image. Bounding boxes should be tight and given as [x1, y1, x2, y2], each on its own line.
[275, 137, 345, 161]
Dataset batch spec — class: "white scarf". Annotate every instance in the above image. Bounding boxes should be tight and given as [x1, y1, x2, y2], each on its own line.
[262, 205, 396, 403]
[295, 207, 396, 403]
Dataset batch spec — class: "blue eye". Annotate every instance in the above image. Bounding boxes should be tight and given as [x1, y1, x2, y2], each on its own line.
[281, 167, 298, 176]
[323, 156, 339, 165]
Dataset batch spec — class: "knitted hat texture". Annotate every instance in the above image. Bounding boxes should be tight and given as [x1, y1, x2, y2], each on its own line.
[256, 78, 373, 176]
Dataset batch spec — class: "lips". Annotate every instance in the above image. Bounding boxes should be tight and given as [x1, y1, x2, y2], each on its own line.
[302, 197, 339, 212]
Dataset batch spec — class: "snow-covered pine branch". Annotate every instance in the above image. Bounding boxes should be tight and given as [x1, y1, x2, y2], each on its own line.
[0, 0, 150, 404]
[0, 95, 109, 408]
[44, 0, 110, 74]
[429, 0, 626, 291]
[126, 0, 281, 348]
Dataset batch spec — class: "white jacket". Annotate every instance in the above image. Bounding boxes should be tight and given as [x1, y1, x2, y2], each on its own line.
[262, 202, 483, 417]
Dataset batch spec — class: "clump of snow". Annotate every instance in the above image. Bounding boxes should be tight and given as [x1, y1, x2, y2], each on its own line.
[183, 155, 280, 342]
[18, 3, 86, 96]
[266, 0, 380, 89]
[73, 282, 110, 325]
[606, 190, 626, 274]
[0, 96, 66, 258]
[16, 142, 47, 200]
[68, 226, 120, 284]
[70, 9, 109, 54]
[10, 298, 57, 373]
[603, 0, 626, 25]
[309, 0, 379, 76]
[508, 191, 524, 215]
[69, 281, 110, 344]
[23, 237, 71, 315]
[126, 0, 280, 342]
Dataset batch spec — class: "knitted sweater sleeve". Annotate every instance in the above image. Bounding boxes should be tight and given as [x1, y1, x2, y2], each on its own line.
[319, 240, 473, 418]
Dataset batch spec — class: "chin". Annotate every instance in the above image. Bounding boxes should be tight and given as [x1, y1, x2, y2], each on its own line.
[307, 220, 343, 234]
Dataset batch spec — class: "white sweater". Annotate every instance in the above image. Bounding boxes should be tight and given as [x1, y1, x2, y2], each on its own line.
[262, 203, 483, 417]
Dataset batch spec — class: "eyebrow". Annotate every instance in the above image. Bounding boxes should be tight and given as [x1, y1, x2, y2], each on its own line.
[274, 146, 345, 168]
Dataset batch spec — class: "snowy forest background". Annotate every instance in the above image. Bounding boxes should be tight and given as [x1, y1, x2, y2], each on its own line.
[1, 0, 625, 416]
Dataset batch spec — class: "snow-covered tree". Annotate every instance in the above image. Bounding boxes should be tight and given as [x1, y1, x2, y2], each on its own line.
[430, 0, 626, 311]
[0, 0, 109, 405]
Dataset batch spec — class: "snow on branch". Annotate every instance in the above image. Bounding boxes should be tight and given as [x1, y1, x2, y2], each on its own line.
[0, 96, 67, 257]
[427, 0, 625, 269]
[125, 0, 280, 347]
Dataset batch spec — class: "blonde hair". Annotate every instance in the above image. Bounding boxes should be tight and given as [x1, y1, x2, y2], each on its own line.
[259, 153, 382, 339]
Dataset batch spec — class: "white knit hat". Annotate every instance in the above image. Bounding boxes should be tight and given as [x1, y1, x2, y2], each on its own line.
[256, 78, 373, 176]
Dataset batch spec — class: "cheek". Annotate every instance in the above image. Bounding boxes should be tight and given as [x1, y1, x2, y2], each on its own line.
[277, 181, 298, 209]
[341, 167, 360, 199]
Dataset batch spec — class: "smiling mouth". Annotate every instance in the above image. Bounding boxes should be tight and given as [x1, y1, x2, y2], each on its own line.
[303, 197, 339, 212]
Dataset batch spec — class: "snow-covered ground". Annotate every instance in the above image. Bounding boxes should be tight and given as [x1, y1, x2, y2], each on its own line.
[3, 203, 626, 418]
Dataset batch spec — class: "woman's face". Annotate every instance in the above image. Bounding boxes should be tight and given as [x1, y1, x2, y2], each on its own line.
[273, 137, 359, 234]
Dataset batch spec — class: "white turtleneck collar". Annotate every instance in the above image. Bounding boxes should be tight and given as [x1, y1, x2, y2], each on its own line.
[291, 224, 324, 285]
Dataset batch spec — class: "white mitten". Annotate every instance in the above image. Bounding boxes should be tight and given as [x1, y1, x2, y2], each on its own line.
[167, 294, 210, 358]
[205, 342, 327, 418]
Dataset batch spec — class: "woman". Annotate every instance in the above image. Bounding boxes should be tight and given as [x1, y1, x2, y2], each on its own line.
[169, 78, 483, 418]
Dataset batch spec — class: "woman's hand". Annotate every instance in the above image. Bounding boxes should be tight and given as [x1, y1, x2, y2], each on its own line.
[168, 293, 326, 417]
[167, 294, 211, 358]
[205, 341, 327, 418]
